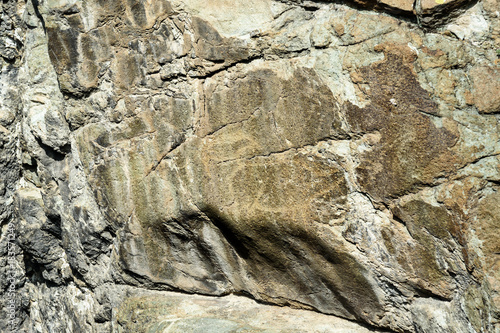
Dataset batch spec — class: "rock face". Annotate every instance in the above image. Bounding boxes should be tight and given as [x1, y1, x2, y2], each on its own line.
[1, 0, 499, 332]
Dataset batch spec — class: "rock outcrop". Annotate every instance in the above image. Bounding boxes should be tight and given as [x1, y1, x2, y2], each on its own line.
[1, 0, 499, 332]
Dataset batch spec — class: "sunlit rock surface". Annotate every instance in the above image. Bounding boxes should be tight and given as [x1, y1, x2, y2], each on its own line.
[0, 0, 499, 332]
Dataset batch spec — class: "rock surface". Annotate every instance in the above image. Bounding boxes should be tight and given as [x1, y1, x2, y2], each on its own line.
[0, 0, 499, 332]
[113, 287, 386, 332]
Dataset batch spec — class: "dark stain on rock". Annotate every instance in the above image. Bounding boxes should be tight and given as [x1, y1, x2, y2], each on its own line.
[391, 200, 459, 298]
[66, 13, 84, 31]
[192, 17, 224, 43]
[127, 0, 147, 28]
[191, 17, 250, 63]
[80, 34, 96, 62]
[190, 149, 383, 321]
[47, 18, 100, 94]
[202, 205, 252, 260]
[203, 67, 346, 145]
[47, 26, 80, 74]
[345, 44, 459, 202]
[200, 202, 383, 322]
[394, 200, 456, 242]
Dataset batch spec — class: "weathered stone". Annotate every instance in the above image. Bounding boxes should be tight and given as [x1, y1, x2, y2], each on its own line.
[345, 43, 459, 201]
[419, 0, 476, 27]
[2, 0, 500, 332]
[469, 64, 500, 114]
[445, 3, 489, 43]
[377, 0, 414, 14]
[114, 288, 385, 332]
[474, 188, 500, 314]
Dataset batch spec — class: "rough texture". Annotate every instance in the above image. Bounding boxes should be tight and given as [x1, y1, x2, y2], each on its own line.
[0, 0, 499, 332]
[113, 287, 386, 333]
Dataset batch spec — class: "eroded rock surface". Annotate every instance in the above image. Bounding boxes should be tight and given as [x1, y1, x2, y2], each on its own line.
[1, 0, 499, 332]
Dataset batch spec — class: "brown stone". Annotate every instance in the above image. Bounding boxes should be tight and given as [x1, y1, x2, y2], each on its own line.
[378, 0, 414, 13]
[345, 43, 459, 202]
[475, 188, 500, 310]
[469, 65, 500, 114]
